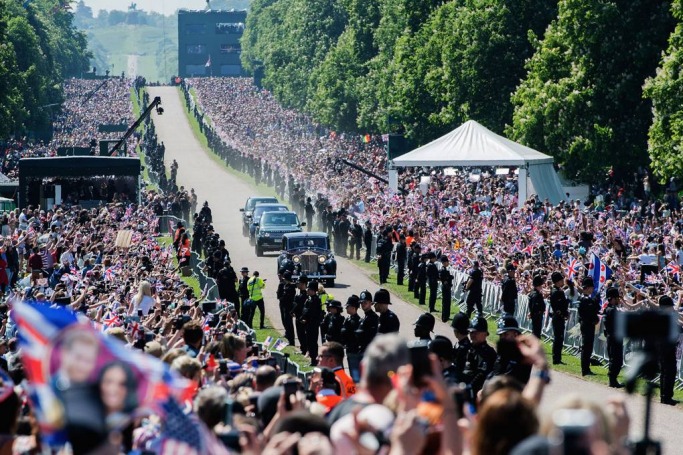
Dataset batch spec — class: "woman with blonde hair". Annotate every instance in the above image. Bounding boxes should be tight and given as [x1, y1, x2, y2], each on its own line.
[128, 281, 154, 316]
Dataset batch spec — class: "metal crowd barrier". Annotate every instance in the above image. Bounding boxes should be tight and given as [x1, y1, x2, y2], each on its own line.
[263, 347, 310, 387]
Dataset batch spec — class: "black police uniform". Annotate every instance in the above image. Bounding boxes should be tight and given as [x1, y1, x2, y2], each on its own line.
[278, 281, 297, 346]
[465, 267, 484, 317]
[549, 285, 569, 363]
[238, 275, 250, 320]
[396, 241, 407, 285]
[453, 336, 471, 382]
[603, 301, 623, 386]
[577, 294, 600, 374]
[292, 288, 308, 354]
[356, 308, 379, 352]
[378, 309, 400, 334]
[321, 311, 344, 343]
[462, 341, 497, 395]
[363, 225, 373, 263]
[341, 313, 361, 354]
[501, 276, 518, 314]
[305, 200, 315, 232]
[415, 257, 427, 304]
[440, 264, 453, 322]
[376, 235, 393, 284]
[527, 289, 546, 339]
[426, 259, 439, 312]
[408, 248, 421, 293]
[302, 293, 323, 364]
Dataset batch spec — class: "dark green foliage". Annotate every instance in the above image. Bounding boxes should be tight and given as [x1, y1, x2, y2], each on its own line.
[0, 0, 91, 139]
[509, 0, 674, 182]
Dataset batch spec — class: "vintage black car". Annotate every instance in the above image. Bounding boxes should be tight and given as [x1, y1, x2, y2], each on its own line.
[240, 196, 279, 236]
[277, 232, 337, 287]
[255, 211, 305, 256]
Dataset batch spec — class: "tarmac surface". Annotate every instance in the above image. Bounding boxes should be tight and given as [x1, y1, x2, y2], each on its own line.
[148, 86, 683, 449]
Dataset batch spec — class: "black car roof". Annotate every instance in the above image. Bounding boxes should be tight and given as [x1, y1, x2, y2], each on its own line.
[283, 232, 328, 239]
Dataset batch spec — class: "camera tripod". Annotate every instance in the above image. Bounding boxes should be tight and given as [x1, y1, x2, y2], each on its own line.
[625, 350, 661, 455]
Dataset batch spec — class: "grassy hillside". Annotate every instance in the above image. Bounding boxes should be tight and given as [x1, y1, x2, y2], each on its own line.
[86, 21, 178, 83]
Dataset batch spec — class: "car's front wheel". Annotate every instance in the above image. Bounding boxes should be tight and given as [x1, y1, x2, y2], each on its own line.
[326, 279, 335, 288]
[255, 244, 264, 257]
[242, 223, 248, 236]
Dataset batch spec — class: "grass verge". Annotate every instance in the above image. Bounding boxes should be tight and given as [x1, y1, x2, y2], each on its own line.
[130, 87, 158, 191]
[348, 258, 683, 402]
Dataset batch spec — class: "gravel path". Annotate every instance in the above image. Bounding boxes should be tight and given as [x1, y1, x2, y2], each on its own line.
[148, 86, 683, 450]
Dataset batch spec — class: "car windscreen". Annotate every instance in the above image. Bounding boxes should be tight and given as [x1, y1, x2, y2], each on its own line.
[287, 237, 328, 249]
[262, 212, 299, 226]
[253, 205, 288, 220]
[246, 198, 278, 210]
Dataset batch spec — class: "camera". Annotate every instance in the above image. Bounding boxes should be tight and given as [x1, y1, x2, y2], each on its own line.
[615, 310, 679, 344]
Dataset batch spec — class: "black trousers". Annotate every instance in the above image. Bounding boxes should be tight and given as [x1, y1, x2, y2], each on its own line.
[307, 324, 320, 365]
[466, 296, 482, 317]
[408, 271, 416, 292]
[552, 317, 565, 363]
[306, 216, 313, 232]
[295, 319, 307, 353]
[349, 239, 361, 260]
[397, 261, 405, 285]
[280, 304, 295, 346]
[243, 299, 265, 329]
[379, 260, 390, 284]
[660, 346, 677, 401]
[580, 323, 595, 373]
[531, 316, 543, 339]
[441, 285, 452, 322]
[364, 242, 372, 262]
[417, 280, 427, 305]
[606, 336, 623, 383]
[428, 281, 438, 311]
[502, 300, 516, 315]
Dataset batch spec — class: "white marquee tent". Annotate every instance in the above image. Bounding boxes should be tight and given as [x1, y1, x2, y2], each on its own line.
[390, 120, 565, 207]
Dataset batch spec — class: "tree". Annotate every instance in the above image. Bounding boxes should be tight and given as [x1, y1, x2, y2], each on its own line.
[385, 0, 557, 144]
[0, 2, 25, 137]
[509, 0, 674, 182]
[645, 0, 683, 180]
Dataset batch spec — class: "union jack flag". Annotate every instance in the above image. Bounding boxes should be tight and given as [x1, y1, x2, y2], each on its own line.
[103, 312, 122, 328]
[521, 244, 534, 256]
[566, 258, 582, 280]
[644, 273, 663, 285]
[11, 301, 194, 447]
[666, 261, 680, 280]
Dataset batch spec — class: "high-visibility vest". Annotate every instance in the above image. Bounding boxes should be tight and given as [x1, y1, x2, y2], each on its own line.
[247, 277, 265, 300]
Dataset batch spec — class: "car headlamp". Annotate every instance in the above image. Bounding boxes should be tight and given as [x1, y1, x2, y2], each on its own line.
[293, 256, 300, 264]
[318, 255, 327, 264]
[264, 232, 270, 237]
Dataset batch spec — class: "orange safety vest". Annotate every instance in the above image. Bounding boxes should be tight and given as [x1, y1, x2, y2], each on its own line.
[334, 368, 356, 397]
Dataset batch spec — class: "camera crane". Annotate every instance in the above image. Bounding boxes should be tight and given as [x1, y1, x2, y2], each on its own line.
[334, 158, 407, 195]
[110, 96, 163, 156]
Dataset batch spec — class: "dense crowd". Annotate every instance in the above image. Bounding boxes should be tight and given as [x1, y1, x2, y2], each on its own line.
[0, 77, 137, 180]
[186, 77, 683, 305]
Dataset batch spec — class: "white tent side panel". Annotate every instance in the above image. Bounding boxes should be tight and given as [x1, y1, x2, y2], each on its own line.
[527, 163, 565, 205]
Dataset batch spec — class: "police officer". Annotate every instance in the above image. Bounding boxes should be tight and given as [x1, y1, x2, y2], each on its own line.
[429, 336, 459, 386]
[451, 313, 471, 380]
[356, 290, 379, 353]
[321, 300, 344, 343]
[464, 261, 484, 317]
[304, 197, 315, 232]
[376, 230, 393, 284]
[527, 275, 546, 339]
[415, 254, 428, 305]
[363, 221, 373, 263]
[549, 271, 569, 365]
[413, 312, 435, 341]
[341, 295, 361, 347]
[440, 256, 454, 322]
[603, 287, 624, 388]
[278, 271, 297, 346]
[349, 218, 363, 260]
[342, 295, 362, 382]
[237, 267, 250, 321]
[375, 289, 400, 334]
[291, 275, 309, 356]
[462, 317, 496, 396]
[658, 295, 679, 405]
[396, 236, 407, 285]
[426, 252, 439, 312]
[301, 280, 324, 365]
[577, 276, 600, 376]
[501, 264, 518, 315]
[489, 316, 531, 384]
[408, 243, 422, 293]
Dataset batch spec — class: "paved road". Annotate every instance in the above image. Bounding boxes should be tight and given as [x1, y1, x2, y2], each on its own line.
[148, 86, 683, 449]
